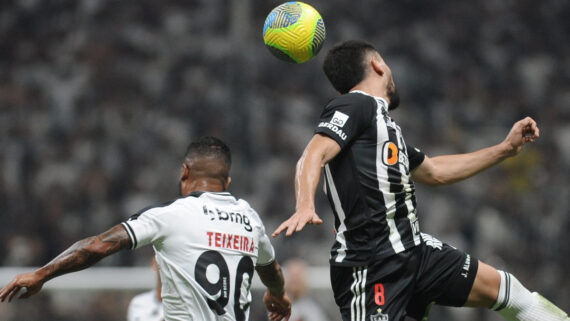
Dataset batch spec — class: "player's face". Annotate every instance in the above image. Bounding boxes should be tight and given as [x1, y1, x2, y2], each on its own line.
[377, 55, 400, 110]
[387, 77, 400, 111]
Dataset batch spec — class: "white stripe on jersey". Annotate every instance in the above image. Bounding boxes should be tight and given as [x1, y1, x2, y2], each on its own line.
[350, 267, 367, 321]
[360, 267, 367, 321]
[325, 164, 348, 263]
[398, 134, 422, 246]
[375, 103, 406, 253]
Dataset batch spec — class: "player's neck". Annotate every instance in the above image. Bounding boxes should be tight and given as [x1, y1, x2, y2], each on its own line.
[351, 81, 390, 103]
[181, 178, 227, 195]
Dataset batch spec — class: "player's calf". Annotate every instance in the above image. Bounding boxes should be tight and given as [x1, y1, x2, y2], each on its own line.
[492, 271, 569, 321]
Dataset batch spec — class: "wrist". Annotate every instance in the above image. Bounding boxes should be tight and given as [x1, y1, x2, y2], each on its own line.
[499, 140, 516, 158]
[35, 267, 52, 283]
[295, 201, 315, 211]
[269, 286, 285, 297]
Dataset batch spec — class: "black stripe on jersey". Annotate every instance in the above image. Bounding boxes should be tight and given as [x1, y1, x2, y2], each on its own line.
[402, 144, 420, 213]
[122, 222, 138, 249]
[386, 123, 418, 248]
[386, 126, 408, 219]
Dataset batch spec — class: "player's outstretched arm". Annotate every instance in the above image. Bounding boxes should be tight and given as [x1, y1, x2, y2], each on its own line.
[272, 134, 341, 237]
[411, 117, 540, 186]
[0, 224, 131, 302]
[256, 261, 291, 321]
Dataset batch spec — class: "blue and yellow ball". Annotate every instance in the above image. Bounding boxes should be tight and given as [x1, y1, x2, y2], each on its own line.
[263, 2, 326, 63]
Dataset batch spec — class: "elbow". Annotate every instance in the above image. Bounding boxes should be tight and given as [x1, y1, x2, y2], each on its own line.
[416, 172, 449, 186]
[295, 158, 303, 172]
[428, 175, 449, 186]
[75, 236, 108, 259]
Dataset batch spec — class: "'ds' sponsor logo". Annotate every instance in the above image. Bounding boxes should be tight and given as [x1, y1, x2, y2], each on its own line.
[381, 142, 410, 170]
[382, 142, 399, 166]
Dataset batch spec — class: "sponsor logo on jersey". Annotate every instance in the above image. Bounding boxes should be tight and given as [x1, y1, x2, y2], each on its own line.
[203, 205, 252, 232]
[318, 122, 347, 141]
[381, 141, 409, 171]
[331, 111, 349, 127]
[370, 308, 389, 321]
[207, 231, 255, 253]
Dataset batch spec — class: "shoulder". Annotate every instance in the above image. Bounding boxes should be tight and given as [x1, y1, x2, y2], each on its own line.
[128, 196, 198, 221]
[235, 198, 267, 227]
[326, 92, 376, 110]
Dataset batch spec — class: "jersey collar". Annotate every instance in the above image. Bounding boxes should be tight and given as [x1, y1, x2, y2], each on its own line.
[350, 90, 389, 114]
[189, 191, 237, 201]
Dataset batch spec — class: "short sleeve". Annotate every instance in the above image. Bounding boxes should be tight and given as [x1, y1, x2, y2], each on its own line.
[407, 144, 425, 171]
[122, 208, 165, 250]
[256, 226, 276, 266]
[314, 94, 375, 149]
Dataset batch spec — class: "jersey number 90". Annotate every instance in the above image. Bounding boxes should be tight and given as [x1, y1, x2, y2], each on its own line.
[195, 250, 254, 321]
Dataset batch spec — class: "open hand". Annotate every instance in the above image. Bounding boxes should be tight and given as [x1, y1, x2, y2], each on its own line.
[272, 208, 323, 237]
[0, 271, 44, 302]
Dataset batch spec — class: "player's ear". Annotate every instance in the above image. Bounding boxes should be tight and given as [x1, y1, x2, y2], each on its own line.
[180, 163, 190, 181]
[371, 57, 385, 77]
[224, 176, 232, 190]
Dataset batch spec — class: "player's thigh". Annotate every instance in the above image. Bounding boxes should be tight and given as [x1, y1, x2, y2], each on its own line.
[463, 261, 500, 308]
[406, 235, 478, 319]
[330, 249, 420, 321]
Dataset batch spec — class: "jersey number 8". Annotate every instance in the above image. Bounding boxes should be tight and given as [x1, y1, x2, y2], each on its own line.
[195, 250, 254, 321]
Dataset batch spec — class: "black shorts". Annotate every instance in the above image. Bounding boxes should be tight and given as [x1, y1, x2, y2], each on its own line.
[330, 233, 478, 321]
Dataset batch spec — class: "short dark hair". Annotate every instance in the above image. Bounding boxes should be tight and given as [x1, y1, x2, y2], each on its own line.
[322, 40, 377, 94]
[184, 136, 231, 180]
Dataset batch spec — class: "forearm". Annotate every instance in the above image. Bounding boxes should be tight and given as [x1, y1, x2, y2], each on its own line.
[430, 142, 512, 184]
[36, 225, 130, 283]
[294, 151, 323, 211]
[256, 261, 286, 296]
[295, 134, 341, 210]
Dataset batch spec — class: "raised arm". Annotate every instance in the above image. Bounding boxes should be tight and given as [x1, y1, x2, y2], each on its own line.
[256, 261, 291, 321]
[272, 134, 341, 237]
[0, 224, 131, 302]
[412, 117, 540, 186]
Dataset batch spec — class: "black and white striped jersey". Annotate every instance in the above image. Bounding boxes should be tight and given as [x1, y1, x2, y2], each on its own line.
[314, 91, 425, 266]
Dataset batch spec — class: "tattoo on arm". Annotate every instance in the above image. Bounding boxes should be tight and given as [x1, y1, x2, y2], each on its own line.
[256, 261, 285, 296]
[40, 224, 132, 281]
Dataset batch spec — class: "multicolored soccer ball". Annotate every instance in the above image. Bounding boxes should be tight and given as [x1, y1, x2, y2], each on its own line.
[263, 2, 326, 63]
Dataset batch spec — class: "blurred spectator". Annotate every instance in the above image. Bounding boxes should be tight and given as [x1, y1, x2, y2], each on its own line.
[284, 258, 329, 321]
[127, 258, 163, 321]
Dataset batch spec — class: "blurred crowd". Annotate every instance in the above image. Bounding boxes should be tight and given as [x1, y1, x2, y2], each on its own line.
[1, 0, 568, 320]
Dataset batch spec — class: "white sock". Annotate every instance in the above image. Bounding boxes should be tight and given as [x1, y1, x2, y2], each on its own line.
[492, 270, 569, 321]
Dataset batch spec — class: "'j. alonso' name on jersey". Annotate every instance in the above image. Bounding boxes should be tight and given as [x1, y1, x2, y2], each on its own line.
[202, 204, 253, 232]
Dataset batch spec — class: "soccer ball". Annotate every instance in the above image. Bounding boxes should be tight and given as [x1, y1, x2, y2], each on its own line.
[263, 1, 326, 63]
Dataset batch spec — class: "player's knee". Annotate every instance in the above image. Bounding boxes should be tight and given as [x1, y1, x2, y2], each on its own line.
[465, 261, 501, 308]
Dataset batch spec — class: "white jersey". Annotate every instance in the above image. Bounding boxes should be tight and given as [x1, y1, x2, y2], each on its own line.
[122, 191, 276, 321]
[127, 290, 164, 321]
